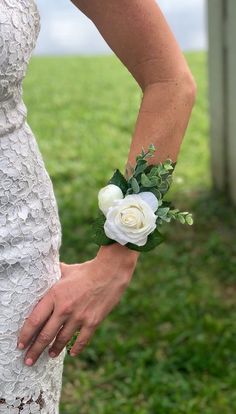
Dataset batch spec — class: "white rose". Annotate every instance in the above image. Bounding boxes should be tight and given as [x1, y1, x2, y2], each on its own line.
[103, 192, 158, 246]
[98, 184, 124, 215]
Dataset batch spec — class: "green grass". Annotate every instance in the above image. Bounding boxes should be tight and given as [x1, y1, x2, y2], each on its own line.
[23, 52, 236, 414]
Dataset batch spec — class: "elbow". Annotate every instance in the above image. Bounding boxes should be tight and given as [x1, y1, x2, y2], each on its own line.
[142, 67, 197, 110]
[182, 69, 197, 107]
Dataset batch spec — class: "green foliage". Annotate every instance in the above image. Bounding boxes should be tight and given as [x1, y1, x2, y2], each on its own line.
[130, 176, 140, 193]
[131, 146, 176, 199]
[167, 209, 194, 225]
[90, 212, 115, 246]
[107, 168, 128, 195]
[92, 143, 193, 252]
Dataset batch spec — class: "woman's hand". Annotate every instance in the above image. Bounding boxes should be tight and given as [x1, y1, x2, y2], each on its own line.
[17, 244, 139, 366]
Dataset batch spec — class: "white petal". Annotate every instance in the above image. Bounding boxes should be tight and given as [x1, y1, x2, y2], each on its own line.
[138, 191, 158, 212]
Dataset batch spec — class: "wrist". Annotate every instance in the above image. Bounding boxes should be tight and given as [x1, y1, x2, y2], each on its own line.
[96, 242, 140, 269]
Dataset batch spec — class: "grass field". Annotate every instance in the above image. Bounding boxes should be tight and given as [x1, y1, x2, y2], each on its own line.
[23, 52, 236, 414]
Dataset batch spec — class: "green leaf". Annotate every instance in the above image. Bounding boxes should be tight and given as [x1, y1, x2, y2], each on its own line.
[136, 159, 147, 166]
[164, 158, 172, 165]
[172, 161, 177, 171]
[177, 214, 186, 224]
[108, 169, 128, 195]
[156, 218, 163, 226]
[91, 213, 115, 246]
[149, 176, 162, 186]
[144, 163, 155, 172]
[159, 182, 170, 193]
[148, 167, 159, 177]
[148, 187, 162, 200]
[164, 164, 174, 171]
[186, 214, 194, 225]
[130, 177, 140, 193]
[157, 207, 170, 218]
[126, 187, 133, 195]
[148, 143, 156, 152]
[141, 173, 153, 187]
[163, 159, 174, 170]
[134, 160, 148, 176]
[163, 216, 171, 223]
[136, 155, 143, 162]
[126, 227, 165, 252]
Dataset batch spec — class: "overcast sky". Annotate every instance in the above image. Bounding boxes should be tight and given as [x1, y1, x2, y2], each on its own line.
[34, 0, 207, 55]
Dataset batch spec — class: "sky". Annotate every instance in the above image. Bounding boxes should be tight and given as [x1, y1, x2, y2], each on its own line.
[34, 0, 207, 55]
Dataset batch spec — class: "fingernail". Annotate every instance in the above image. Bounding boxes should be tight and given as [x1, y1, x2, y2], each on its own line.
[49, 351, 56, 358]
[70, 352, 76, 357]
[17, 342, 25, 350]
[25, 358, 33, 366]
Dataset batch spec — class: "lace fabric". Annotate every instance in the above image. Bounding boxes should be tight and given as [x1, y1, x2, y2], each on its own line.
[0, 1, 66, 412]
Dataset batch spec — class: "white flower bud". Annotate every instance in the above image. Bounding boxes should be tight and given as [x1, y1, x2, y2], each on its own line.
[98, 184, 124, 216]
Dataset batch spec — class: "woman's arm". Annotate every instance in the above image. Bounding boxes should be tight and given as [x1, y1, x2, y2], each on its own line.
[71, 0, 196, 166]
[17, 0, 197, 364]
[71, 0, 197, 261]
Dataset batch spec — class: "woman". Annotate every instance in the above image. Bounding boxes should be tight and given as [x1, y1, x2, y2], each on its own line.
[0, 0, 196, 412]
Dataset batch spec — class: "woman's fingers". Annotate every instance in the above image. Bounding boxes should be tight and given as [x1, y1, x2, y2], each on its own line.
[23, 312, 65, 366]
[17, 291, 55, 350]
[69, 324, 96, 356]
[48, 319, 82, 357]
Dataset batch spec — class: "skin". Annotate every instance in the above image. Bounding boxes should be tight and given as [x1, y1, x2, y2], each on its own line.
[17, 0, 197, 366]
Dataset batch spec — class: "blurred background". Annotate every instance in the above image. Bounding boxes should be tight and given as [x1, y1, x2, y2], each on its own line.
[24, 0, 236, 413]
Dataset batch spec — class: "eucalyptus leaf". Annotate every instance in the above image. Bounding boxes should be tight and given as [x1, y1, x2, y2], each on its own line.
[130, 177, 140, 193]
[149, 143, 156, 152]
[134, 161, 148, 176]
[149, 176, 162, 186]
[141, 173, 153, 187]
[162, 216, 171, 222]
[126, 187, 133, 195]
[168, 208, 179, 214]
[164, 164, 174, 171]
[163, 159, 174, 170]
[159, 182, 169, 193]
[177, 214, 186, 224]
[156, 218, 163, 226]
[164, 159, 172, 165]
[144, 164, 156, 174]
[148, 187, 162, 200]
[186, 214, 194, 225]
[148, 167, 159, 177]
[157, 207, 170, 217]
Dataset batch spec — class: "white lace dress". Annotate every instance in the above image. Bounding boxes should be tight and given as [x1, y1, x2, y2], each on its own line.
[0, 0, 66, 412]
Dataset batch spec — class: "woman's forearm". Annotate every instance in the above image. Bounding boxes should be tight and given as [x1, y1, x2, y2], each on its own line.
[72, 0, 197, 177]
[125, 71, 196, 176]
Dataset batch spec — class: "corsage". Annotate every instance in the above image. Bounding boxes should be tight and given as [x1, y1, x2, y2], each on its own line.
[91, 144, 193, 252]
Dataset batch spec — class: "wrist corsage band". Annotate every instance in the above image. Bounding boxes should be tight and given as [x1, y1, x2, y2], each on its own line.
[91, 144, 193, 252]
